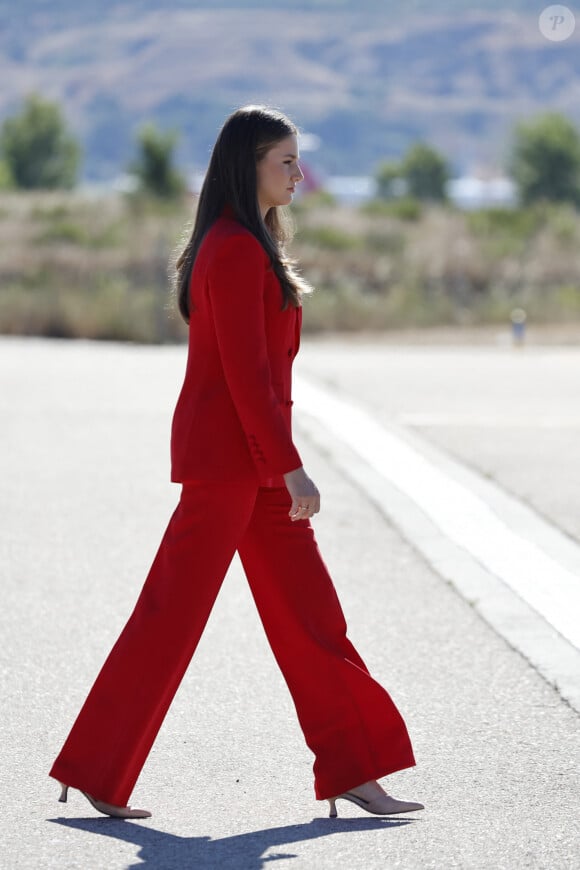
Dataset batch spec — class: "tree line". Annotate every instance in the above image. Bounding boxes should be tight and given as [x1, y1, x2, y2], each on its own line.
[376, 114, 580, 208]
[1, 93, 580, 207]
[0, 94, 185, 199]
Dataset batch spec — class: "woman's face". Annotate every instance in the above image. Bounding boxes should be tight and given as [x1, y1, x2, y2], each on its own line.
[256, 134, 304, 216]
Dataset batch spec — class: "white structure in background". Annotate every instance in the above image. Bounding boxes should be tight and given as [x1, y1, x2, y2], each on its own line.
[447, 169, 517, 209]
[323, 169, 517, 209]
[112, 173, 139, 194]
[324, 176, 379, 204]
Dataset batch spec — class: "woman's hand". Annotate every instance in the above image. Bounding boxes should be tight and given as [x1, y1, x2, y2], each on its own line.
[283, 467, 321, 521]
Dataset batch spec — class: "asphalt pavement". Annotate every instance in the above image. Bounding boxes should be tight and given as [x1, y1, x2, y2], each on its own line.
[0, 335, 578, 870]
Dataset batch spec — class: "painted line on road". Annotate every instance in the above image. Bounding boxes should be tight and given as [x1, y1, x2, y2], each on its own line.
[397, 413, 580, 428]
[294, 375, 580, 713]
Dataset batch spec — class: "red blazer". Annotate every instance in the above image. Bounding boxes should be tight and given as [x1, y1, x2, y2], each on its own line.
[170, 209, 303, 487]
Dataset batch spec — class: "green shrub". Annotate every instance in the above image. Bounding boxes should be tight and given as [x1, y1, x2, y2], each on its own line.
[361, 196, 422, 221]
[0, 159, 13, 189]
[540, 202, 578, 245]
[129, 123, 186, 200]
[364, 229, 406, 254]
[555, 284, 580, 311]
[467, 207, 542, 240]
[33, 216, 125, 248]
[31, 203, 71, 220]
[35, 220, 88, 244]
[297, 225, 361, 250]
[0, 94, 80, 189]
[292, 190, 337, 211]
[508, 111, 580, 207]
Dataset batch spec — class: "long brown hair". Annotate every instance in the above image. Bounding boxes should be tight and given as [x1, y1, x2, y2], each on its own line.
[175, 105, 311, 323]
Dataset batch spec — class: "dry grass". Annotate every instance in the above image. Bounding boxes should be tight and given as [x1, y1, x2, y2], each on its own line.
[1, 191, 580, 342]
[0, 191, 189, 342]
[295, 198, 580, 331]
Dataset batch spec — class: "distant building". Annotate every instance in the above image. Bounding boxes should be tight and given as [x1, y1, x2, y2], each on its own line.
[323, 176, 378, 205]
[447, 169, 517, 209]
[318, 168, 517, 209]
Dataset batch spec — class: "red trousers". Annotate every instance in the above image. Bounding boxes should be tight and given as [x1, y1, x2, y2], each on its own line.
[50, 478, 415, 805]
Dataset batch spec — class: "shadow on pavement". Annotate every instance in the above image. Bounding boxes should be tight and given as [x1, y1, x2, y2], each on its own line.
[48, 814, 415, 868]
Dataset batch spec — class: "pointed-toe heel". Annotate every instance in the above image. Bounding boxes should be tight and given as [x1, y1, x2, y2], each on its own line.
[328, 791, 424, 817]
[57, 782, 151, 819]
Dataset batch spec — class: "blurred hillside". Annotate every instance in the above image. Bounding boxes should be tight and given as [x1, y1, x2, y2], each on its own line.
[1, 1, 578, 180]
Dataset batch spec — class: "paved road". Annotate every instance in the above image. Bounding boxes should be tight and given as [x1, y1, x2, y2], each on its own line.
[0, 336, 578, 870]
[298, 334, 580, 542]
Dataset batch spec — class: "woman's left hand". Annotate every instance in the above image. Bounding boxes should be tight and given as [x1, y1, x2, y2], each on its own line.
[283, 466, 321, 521]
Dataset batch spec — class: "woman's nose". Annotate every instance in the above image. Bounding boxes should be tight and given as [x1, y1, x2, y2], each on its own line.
[293, 164, 304, 183]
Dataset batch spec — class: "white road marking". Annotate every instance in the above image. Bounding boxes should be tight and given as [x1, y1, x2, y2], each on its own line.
[294, 375, 580, 710]
[397, 413, 580, 428]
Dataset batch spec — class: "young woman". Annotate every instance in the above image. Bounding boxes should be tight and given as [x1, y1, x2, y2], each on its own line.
[49, 106, 423, 820]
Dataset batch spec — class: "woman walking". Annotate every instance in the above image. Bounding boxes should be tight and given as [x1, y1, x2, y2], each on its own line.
[49, 105, 423, 820]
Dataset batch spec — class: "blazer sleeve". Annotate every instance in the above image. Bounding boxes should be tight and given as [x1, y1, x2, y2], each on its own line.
[208, 231, 303, 478]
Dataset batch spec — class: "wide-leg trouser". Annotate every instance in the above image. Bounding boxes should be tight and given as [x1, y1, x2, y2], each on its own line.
[50, 477, 415, 806]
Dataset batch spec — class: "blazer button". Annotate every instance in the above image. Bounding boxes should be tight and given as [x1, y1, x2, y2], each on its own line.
[287, 348, 293, 357]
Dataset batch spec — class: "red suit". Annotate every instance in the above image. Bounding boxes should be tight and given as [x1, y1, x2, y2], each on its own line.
[49, 208, 415, 805]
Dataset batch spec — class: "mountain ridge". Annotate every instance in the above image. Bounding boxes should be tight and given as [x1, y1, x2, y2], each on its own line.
[1, 2, 578, 180]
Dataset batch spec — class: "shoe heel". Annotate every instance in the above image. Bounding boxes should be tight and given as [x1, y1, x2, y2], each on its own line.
[328, 797, 338, 818]
[58, 783, 69, 804]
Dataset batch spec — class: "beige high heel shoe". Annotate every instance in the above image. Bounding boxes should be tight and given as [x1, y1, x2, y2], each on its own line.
[58, 782, 151, 819]
[328, 790, 424, 818]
